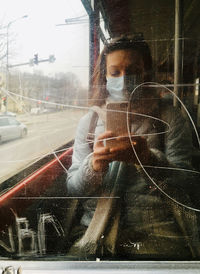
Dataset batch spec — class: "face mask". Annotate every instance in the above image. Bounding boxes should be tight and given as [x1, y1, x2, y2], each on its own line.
[106, 75, 141, 101]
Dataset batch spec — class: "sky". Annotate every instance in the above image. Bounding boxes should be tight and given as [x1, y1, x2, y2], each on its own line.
[0, 0, 89, 87]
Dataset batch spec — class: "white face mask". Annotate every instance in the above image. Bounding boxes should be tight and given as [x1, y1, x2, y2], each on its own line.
[106, 75, 142, 101]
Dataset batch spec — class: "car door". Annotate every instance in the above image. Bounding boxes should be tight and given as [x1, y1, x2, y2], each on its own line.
[0, 117, 12, 141]
[7, 117, 21, 140]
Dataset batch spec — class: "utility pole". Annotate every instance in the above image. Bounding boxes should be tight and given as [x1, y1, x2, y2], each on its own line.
[5, 15, 28, 112]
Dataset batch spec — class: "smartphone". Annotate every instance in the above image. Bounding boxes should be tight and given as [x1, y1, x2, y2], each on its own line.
[106, 101, 131, 148]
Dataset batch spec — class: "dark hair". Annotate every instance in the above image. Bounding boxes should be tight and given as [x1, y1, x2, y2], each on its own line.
[90, 35, 153, 106]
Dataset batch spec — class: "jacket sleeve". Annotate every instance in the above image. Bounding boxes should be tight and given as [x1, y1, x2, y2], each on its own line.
[66, 111, 105, 196]
[146, 106, 196, 191]
[151, 106, 193, 167]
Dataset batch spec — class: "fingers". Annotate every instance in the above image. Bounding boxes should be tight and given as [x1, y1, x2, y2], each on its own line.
[92, 140, 116, 172]
[92, 131, 117, 172]
[93, 146, 110, 155]
[93, 152, 115, 161]
[109, 144, 129, 153]
[109, 136, 148, 161]
[93, 131, 149, 164]
[116, 135, 137, 146]
[94, 131, 116, 149]
[109, 139, 136, 153]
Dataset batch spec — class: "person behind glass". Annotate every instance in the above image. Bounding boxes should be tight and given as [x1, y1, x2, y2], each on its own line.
[66, 36, 200, 259]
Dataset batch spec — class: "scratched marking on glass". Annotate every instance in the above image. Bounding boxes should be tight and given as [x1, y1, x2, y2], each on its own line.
[126, 82, 200, 212]
[1, 83, 200, 212]
[0, 212, 64, 255]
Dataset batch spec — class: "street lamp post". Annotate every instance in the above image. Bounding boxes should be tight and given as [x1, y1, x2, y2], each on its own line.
[5, 15, 28, 112]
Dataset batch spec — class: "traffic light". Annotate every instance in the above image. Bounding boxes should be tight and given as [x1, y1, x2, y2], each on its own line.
[49, 55, 56, 63]
[2, 96, 6, 106]
[33, 54, 38, 65]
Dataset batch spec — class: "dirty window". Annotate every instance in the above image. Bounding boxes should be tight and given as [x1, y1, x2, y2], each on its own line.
[0, 0, 200, 264]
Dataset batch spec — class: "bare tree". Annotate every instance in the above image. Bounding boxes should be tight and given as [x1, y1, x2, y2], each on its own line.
[7, 70, 85, 112]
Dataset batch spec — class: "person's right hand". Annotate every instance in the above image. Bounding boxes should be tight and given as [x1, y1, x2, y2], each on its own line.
[92, 131, 116, 172]
[92, 131, 151, 172]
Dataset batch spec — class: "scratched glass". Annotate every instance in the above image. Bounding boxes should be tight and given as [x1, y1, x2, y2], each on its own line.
[0, 0, 200, 264]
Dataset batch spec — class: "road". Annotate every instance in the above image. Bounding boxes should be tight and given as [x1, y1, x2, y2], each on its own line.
[0, 109, 87, 184]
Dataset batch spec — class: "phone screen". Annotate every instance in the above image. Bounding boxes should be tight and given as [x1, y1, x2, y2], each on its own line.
[106, 102, 131, 148]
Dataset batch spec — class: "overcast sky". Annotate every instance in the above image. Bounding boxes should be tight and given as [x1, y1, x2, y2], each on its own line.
[0, 0, 89, 87]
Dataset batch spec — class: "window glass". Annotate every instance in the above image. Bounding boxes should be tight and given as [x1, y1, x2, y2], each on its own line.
[8, 117, 19, 125]
[0, 118, 8, 126]
[0, 0, 89, 259]
[0, 0, 200, 264]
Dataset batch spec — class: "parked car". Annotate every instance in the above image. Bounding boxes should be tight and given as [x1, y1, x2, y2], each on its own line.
[30, 107, 41, 115]
[30, 108, 49, 115]
[0, 111, 16, 117]
[0, 116, 27, 143]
